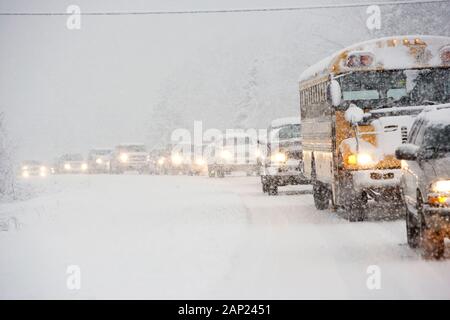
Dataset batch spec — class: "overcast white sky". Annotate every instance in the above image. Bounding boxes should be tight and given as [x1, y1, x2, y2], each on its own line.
[0, 0, 449, 162]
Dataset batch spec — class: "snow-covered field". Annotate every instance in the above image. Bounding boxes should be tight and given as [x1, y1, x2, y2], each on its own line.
[1, 174, 449, 299]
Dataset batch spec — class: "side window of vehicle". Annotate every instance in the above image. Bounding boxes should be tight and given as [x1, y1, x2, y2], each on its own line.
[414, 120, 427, 146]
[408, 120, 421, 144]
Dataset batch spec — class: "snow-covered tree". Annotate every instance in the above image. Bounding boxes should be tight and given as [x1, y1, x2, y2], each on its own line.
[146, 81, 185, 150]
[0, 112, 15, 199]
[234, 59, 261, 129]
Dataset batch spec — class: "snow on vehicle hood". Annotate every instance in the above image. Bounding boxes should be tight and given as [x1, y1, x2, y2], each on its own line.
[371, 115, 414, 156]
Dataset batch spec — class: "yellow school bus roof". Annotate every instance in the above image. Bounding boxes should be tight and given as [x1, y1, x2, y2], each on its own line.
[299, 35, 450, 87]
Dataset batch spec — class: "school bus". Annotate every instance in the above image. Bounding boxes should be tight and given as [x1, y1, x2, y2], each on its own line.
[299, 35, 450, 221]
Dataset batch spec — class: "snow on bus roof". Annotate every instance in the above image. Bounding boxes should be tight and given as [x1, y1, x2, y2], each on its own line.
[270, 117, 301, 128]
[299, 35, 450, 83]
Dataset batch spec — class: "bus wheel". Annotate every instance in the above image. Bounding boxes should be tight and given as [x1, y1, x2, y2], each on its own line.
[313, 182, 329, 210]
[268, 185, 278, 196]
[406, 201, 420, 248]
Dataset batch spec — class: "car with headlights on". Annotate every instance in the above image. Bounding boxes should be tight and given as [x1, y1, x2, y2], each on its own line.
[260, 117, 309, 195]
[110, 143, 149, 174]
[55, 154, 88, 174]
[20, 160, 49, 178]
[87, 148, 113, 174]
[396, 106, 450, 259]
[207, 132, 261, 178]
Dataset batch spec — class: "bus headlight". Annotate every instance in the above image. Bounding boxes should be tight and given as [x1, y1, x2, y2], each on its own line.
[119, 153, 129, 163]
[348, 153, 374, 166]
[96, 158, 103, 164]
[64, 163, 71, 170]
[81, 163, 88, 171]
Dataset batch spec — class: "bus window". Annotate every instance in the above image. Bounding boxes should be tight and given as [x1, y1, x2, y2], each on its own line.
[343, 90, 379, 100]
[387, 88, 407, 100]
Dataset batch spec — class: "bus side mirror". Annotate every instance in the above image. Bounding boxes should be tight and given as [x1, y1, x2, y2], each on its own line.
[328, 80, 342, 107]
[345, 104, 364, 124]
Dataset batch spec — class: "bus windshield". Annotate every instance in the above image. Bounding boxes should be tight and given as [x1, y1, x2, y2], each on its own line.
[338, 68, 450, 109]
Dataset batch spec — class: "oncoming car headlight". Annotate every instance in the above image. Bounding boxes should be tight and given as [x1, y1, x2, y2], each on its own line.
[171, 154, 183, 166]
[431, 180, 450, 193]
[64, 163, 71, 170]
[220, 150, 232, 160]
[428, 180, 450, 207]
[81, 163, 88, 171]
[119, 153, 129, 163]
[96, 158, 103, 164]
[195, 158, 206, 166]
[39, 166, 48, 177]
[271, 152, 286, 163]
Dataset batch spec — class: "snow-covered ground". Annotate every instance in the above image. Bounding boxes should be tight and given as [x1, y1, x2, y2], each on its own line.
[0, 174, 449, 299]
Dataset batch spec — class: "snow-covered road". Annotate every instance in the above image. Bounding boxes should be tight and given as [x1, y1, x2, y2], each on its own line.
[1, 174, 449, 299]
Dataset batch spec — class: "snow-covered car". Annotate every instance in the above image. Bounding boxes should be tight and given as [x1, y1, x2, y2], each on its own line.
[110, 144, 149, 174]
[166, 143, 207, 175]
[152, 148, 171, 175]
[207, 133, 261, 178]
[55, 154, 88, 174]
[261, 117, 309, 195]
[20, 160, 49, 178]
[87, 148, 113, 174]
[396, 106, 450, 259]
